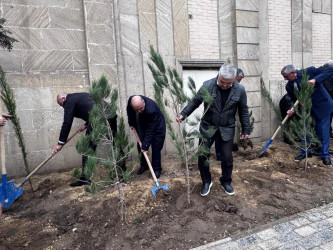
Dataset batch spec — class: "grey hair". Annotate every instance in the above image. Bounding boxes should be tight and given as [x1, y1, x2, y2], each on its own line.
[218, 64, 237, 79]
[281, 65, 297, 74]
[323, 60, 333, 68]
[236, 68, 245, 77]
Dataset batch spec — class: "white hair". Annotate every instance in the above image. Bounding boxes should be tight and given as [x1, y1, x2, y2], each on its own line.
[218, 64, 237, 79]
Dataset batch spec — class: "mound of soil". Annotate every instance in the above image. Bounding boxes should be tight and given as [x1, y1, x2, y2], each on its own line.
[1, 141, 333, 249]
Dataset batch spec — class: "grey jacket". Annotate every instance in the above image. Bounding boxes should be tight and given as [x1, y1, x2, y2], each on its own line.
[180, 76, 251, 141]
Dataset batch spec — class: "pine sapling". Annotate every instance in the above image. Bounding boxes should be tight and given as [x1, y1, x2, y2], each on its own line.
[148, 45, 213, 204]
[76, 76, 134, 221]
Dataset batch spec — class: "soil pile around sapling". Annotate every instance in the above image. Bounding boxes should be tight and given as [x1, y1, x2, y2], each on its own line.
[1, 141, 333, 249]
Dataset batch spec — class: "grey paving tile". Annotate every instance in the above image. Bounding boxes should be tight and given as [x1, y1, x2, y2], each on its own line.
[294, 225, 318, 237]
[278, 231, 302, 244]
[320, 240, 333, 250]
[256, 228, 280, 241]
[257, 237, 284, 249]
[297, 231, 325, 249]
[236, 234, 259, 247]
[317, 229, 333, 244]
[290, 217, 311, 227]
[273, 222, 297, 234]
[311, 220, 333, 231]
[212, 241, 239, 250]
[322, 206, 333, 217]
[299, 211, 327, 222]
[277, 243, 305, 250]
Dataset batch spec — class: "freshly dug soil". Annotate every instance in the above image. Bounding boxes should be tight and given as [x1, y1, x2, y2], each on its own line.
[1, 141, 333, 249]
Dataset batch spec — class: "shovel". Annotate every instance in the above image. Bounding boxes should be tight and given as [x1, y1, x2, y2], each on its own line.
[131, 127, 169, 196]
[0, 129, 81, 208]
[259, 100, 299, 157]
[0, 125, 23, 208]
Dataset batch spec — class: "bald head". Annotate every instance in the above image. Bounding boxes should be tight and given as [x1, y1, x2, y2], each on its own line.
[57, 93, 67, 107]
[131, 96, 145, 113]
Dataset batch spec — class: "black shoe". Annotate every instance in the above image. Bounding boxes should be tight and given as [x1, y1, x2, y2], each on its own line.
[154, 170, 161, 179]
[137, 166, 148, 175]
[322, 158, 332, 165]
[294, 153, 312, 162]
[70, 176, 91, 187]
[221, 183, 235, 195]
[200, 182, 213, 197]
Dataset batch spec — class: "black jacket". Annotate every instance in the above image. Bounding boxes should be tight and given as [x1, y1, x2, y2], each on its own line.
[127, 96, 166, 151]
[58, 93, 94, 144]
[180, 76, 250, 141]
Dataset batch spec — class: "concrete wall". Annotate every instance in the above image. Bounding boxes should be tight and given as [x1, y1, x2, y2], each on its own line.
[1, 0, 333, 177]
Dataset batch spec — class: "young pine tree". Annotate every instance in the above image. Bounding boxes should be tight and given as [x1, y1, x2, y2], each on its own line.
[148, 45, 213, 204]
[283, 70, 319, 168]
[76, 76, 134, 221]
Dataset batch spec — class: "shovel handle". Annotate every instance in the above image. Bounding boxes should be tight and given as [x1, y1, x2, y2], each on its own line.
[131, 127, 159, 184]
[17, 129, 82, 188]
[271, 100, 299, 140]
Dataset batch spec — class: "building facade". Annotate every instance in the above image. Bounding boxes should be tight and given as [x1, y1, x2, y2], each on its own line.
[0, 0, 332, 176]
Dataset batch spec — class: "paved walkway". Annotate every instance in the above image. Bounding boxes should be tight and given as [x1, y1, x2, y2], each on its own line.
[192, 202, 333, 250]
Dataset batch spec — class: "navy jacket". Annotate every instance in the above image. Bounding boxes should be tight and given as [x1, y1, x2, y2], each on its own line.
[127, 96, 166, 151]
[285, 66, 333, 119]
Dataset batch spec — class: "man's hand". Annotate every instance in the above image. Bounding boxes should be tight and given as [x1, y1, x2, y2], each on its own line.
[287, 109, 295, 116]
[0, 117, 6, 126]
[78, 125, 86, 132]
[240, 134, 249, 140]
[176, 114, 184, 123]
[308, 79, 316, 85]
[52, 144, 63, 154]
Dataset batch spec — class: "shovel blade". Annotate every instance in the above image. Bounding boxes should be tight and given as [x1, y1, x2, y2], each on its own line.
[0, 175, 23, 208]
[259, 139, 273, 157]
[151, 184, 169, 196]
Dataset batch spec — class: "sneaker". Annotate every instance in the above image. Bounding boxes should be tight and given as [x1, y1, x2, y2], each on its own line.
[294, 153, 312, 162]
[200, 182, 213, 197]
[221, 183, 235, 196]
[322, 158, 332, 165]
[70, 176, 91, 187]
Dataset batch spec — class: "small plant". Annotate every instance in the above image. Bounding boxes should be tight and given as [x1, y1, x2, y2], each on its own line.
[135, 214, 143, 224]
[76, 75, 134, 221]
[148, 45, 213, 204]
[283, 70, 319, 168]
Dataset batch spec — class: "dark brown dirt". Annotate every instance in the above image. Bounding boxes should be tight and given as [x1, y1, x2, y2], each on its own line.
[1, 141, 333, 249]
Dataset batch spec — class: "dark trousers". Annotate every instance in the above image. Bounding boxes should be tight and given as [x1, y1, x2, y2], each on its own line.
[82, 117, 121, 177]
[198, 131, 233, 185]
[315, 114, 331, 159]
[137, 133, 165, 172]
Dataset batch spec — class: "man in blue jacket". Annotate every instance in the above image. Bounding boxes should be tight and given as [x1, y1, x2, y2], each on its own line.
[281, 65, 333, 165]
[127, 95, 166, 178]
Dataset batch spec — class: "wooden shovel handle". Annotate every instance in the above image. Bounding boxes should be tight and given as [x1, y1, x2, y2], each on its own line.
[131, 127, 158, 183]
[17, 129, 82, 188]
[271, 100, 299, 140]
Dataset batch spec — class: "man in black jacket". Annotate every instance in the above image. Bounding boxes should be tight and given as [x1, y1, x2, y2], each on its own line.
[176, 64, 250, 197]
[52, 92, 118, 186]
[127, 95, 166, 178]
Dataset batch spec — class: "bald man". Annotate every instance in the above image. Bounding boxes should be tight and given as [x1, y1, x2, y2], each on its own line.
[53, 92, 118, 186]
[127, 95, 166, 178]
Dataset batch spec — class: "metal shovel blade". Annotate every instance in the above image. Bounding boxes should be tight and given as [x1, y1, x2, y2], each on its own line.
[259, 139, 273, 157]
[0, 175, 23, 208]
[151, 184, 169, 196]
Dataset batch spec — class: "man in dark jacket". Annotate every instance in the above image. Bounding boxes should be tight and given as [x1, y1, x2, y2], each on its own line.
[176, 64, 250, 197]
[281, 65, 333, 165]
[52, 92, 118, 186]
[127, 95, 166, 178]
